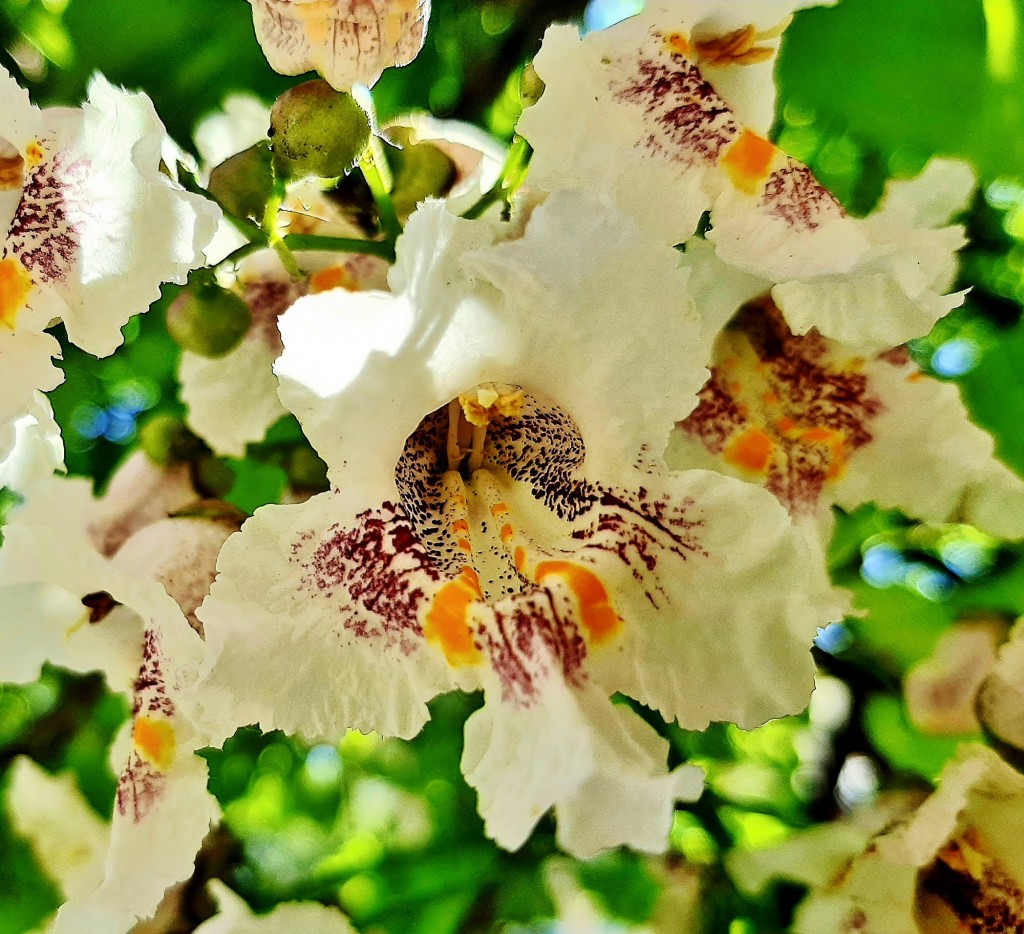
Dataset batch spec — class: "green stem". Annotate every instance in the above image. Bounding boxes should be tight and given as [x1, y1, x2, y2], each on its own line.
[284, 233, 395, 262]
[261, 183, 302, 280]
[360, 141, 403, 244]
[462, 135, 533, 220]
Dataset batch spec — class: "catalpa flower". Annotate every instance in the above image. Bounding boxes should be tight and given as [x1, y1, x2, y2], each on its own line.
[517, 2, 967, 344]
[192, 194, 830, 855]
[194, 882, 357, 934]
[0, 66, 218, 447]
[791, 745, 1024, 934]
[0, 468, 226, 927]
[248, 0, 431, 91]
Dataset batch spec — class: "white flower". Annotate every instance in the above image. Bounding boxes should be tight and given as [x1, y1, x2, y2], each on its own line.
[0, 458, 225, 927]
[248, 0, 431, 91]
[516, 6, 968, 346]
[0, 390, 62, 493]
[192, 195, 830, 856]
[791, 745, 1024, 933]
[978, 618, 1024, 753]
[194, 881, 357, 933]
[1, 67, 220, 355]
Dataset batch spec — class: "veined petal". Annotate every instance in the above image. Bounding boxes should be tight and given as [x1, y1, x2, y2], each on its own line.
[463, 673, 702, 856]
[6, 77, 219, 357]
[829, 350, 1024, 537]
[518, 10, 859, 261]
[248, 0, 431, 91]
[192, 489, 464, 745]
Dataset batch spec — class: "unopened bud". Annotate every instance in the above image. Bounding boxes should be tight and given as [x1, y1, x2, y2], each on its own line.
[270, 80, 371, 181]
[384, 128, 457, 219]
[208, 141, 275, 222]
[167, 283, 252, 358]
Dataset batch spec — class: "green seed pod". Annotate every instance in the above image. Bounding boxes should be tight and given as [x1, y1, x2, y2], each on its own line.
[270, 80, 371, 181]
[208, 141, 275, 222]
[140, 414, 207, 467]
[166, 283, 252, 358]
[384, 128, 457, 219]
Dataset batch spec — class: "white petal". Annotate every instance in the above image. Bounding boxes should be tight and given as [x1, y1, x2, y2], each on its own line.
[7, 757, 108, 901]
[979, 619, 1024, 751]
[196, 881, 357, 933]
[192, 490, 461, 745]
[0, 391, 63, 493]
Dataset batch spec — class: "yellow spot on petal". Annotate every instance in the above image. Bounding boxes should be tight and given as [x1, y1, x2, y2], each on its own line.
[133, 716, 177, 772]
[724, 427, 775, 474]
[775, 415, 797, 434]
[500, 523, 514, 542]
[310, 264, 358, 293]
[424, 568, 482, 667]
[0, 147, 23, 190]
[514, 546, 527, 573]
[490, 503, 508, 517]
[0, 258, 32, 330]
[721, 129, 778, 195]
[535, 561, 621, 644]
[452, 519, 469, 534]
[664, 32, 691, 56]
[457, 538, 472, 553]
[25, 141, 45, 168]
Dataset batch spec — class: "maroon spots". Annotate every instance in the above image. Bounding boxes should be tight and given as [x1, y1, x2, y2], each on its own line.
[612, 42, 739, 167]
[478, 588, 589, 707]
[761, 160, 844, 232]
[916, 837, 1024, 934]
[681, 299, 885, 514]
[5, 152, 79, 284]
[576, 485, 706, 607]
[298, 500, 441, 651]
[244, 275, 306, 352]
[117, 630, 174, 823]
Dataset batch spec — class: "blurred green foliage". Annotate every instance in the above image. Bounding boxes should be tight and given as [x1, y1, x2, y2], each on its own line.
[6, 0, 1024, 932]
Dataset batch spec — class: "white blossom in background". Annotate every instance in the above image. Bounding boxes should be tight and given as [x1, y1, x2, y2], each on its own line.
[979, 617, 1024, 753]
[517, 3, 970, 346]
[0, 454, 230, 930]
[248, 0, 431, 91]
[790, 745, 1024, 933]
[191, 194, 831, 856]
[193, 881, 356, 933]
[8, 757, 109, 927]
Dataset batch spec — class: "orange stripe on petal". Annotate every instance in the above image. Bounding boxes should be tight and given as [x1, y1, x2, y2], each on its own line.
[535, 561, 621, 645]
[721, 129, 778, 195]
[424, 569, 482, 667]
[133, 716, 177, 772]
[724, 427, 775, 474]
[0, 258, 31, 330]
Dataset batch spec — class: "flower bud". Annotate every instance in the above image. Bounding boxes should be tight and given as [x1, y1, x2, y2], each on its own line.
[207, 141, 274, 223]
[166, 282, 252, 358]
[520, 63, 545, 108]
[138, 415, 207, 468]
[270, 80, 371, 181]
[383, 128, 457, 219]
